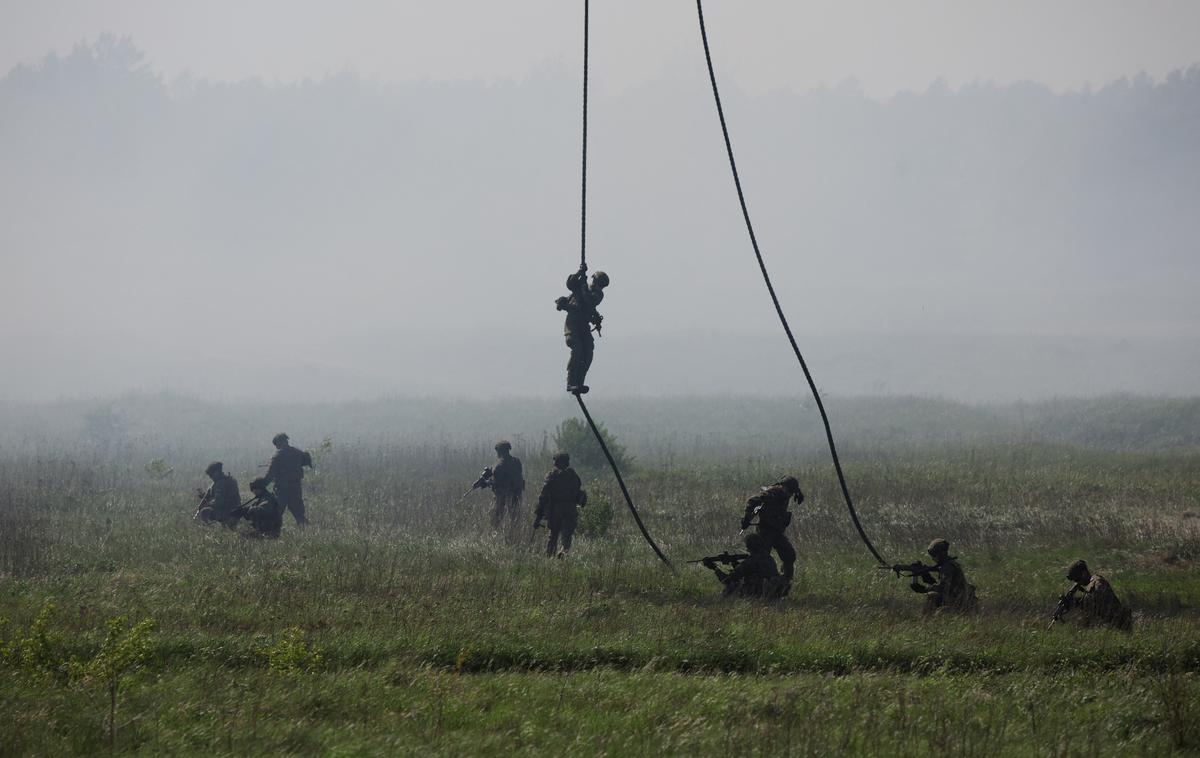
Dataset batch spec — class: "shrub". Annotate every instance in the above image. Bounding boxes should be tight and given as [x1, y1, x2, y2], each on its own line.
[553, 418, 634, 474]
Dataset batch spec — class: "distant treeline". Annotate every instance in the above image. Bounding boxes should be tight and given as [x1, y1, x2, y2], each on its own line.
[2, 393, 1197, 462]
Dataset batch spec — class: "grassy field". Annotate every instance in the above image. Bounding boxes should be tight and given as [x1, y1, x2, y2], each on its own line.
[2, 414, 1199, 755]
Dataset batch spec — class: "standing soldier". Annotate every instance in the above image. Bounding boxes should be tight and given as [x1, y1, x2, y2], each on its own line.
[1052, 559, 1133, 631]
[555, 263, 609, 394]
[491, 440, 525, 529]
[740, 476, 803, 585]
[196, 461, 242, 526]
[533, 452, 586, 558]
[893, 538, 978, 616]
[263, 433, 313, 525]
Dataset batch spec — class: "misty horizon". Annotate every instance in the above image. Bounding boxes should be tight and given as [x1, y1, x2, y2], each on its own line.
[3, 31, 1199, 402]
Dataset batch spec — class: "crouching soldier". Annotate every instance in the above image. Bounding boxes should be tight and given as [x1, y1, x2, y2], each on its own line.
[533, 452, 586, 558]
[714, 533, 788, 599]
[1051, 559, 1133, 632]
[195, 461, 242, 527]
[234, 477, 285, 539]
[892, 538, 978, 616]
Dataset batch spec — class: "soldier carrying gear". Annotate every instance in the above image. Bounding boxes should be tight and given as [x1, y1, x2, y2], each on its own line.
[233, 477, 285, 538]
[899, 538, 978, 616]
[556, 263, 609, 395]
[196, 461, 242, 527]
[263, 433, 313, 525]
[490, 440, 525, 529]
[740, 476, 803, 583]
[533, 451, 586, 558]
[1053, 559, 1133, 632]
[712, 533, 788, 599]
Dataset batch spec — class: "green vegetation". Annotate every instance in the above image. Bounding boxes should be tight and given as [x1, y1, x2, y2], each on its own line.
[1, 397, 1199, 755]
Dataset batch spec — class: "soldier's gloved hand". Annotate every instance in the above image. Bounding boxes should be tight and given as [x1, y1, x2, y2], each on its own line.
[579, 262, 588, 274]
[740, 518, 751, 530]
[555, 296, 570, 311]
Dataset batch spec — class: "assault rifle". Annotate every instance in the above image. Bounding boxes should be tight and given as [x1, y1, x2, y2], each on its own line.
[879, 562, 939, 581]
[193, 487, 211, 519]
[458, 467, 494, 502]
[688, 552, 750, 572]
[1047, 583, 1082, 629]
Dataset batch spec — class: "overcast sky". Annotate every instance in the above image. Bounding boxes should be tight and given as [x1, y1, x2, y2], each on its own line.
[2, 1, 1199, 97]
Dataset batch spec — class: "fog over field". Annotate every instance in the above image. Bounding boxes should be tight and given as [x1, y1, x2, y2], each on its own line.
[1, 3, 1198, 402]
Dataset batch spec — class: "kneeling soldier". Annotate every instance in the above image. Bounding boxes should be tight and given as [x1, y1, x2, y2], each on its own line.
[1051, 559, 1133, 632]
[715, 533, 787, 598]
[235, 477, 284, 539]
[892, 538, 978, 616]
[196, 461, 241, 527]
[533, 452, 586, 558]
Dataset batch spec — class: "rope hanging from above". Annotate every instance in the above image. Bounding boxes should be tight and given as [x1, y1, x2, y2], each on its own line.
[693, 0, 888, 566]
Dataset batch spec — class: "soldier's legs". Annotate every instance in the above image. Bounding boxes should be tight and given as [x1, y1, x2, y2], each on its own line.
[490, 495, 506, 530]
[565, 336, 595, 390]
[558, 508, 578, 554]
[545, 525, 560, 557]
[277, 487, 308, 525]
[758, 527, 796, 580]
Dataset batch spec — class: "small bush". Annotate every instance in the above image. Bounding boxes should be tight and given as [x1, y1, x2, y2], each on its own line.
[263, 627, 324, 673]
[554, 418, 634, 474]
[577, 492, 615, 538]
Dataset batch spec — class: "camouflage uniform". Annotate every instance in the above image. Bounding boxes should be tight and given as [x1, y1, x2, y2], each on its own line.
[238, 483, 284, 539]
[918, 555, 977, 615]
[265, 439, 313, 524]
[742, 483, 797, 580]
[719, 551, 785, 598]
[1073, 574, 1133, 632]
[198, 472, 242, 526]
[535, 459, 585, 557]
[491, 449, 525, 528]
[559, 270, 606, 392]
[912, 539, 979, 614]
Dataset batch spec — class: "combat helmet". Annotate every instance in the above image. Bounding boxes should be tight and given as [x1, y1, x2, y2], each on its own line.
[926, 538, 952, 559]
[205, 461, 224, 476]
[744, 532, 768, 553]
[495, 439, 513, 452]
[591, 270, 610, 288]
[272, 432, 289, 446]
[553, 451, 571, 467]
[1066, 559, 1091, 584]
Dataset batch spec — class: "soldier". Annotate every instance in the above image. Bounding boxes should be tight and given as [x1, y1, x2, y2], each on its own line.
[490, 440, 525, 529]
[1058, 559, 1133, 631]
[555, 263, 609, 394]
[740, 476, 803, 584]
[901, 538, 978, 616]
[713, 533, 786, 598]
[234, 477, 285, 539]
[196, 461, 242, 527]
[263, 433, 313, 525]
[533, 451, 586, 558]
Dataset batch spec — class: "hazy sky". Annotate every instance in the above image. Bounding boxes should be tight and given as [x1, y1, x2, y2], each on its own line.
[2, 1, 1199, 97]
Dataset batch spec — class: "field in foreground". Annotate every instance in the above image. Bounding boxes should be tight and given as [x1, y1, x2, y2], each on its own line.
[1, 438, 1199, 755]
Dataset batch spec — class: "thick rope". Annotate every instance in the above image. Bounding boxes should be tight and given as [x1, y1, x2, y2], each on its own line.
[694, 0, 888, 566]
[576, 394, 674, 570]
[579, 0, 589, 269]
